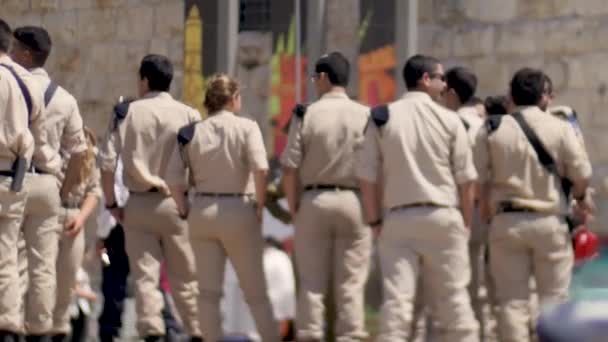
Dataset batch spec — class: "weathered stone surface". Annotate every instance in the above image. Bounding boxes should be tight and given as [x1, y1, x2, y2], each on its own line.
[42, 10, 78, 45]
[495, 22, 538, 56]
[460, 0, 518, 23]
[116, 6, 155, 41]
[2, 0, 31, 12]
[154, 1, 184, 39]
[543, 58, 567, 92]
[470, 56, 510, 95]
[30, 0, 59, 11]
[59, 0, 95, 10]
[418, 24, 452, 58]
[452, 24, 495, 58]
[76, 8, 117, 42]
[542, 18, 597, 55]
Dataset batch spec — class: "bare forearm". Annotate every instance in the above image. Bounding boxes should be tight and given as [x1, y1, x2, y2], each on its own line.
[458, 181, 475, 228]
[281, 168, 299, 215]
[359, 179, 381, 223]
[61, 152, 85, 198]
[101, 171, 116, 205]
[572, 178, 589, 200]
[78, 195, 99, 223]
[254, 169, 268, 207]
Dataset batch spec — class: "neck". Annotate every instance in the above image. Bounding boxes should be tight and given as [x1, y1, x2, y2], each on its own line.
[322, 86, 346, 96]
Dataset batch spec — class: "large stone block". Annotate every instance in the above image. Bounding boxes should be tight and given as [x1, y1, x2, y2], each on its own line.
[495, 22, 538, 57]
[60, 0, 95, 10]
[471, 56, 510, 95]
[154, 1, 184, 39]
[76, 8, 117, 42]
[418, 24, 452, 58]
[2, 0, 30, 13]
[459, 0, 518, 23]
[452, 24, 495, 58]
[30, 0, 59, 11]
[542, 18, 597, 55]
[41, 10, 78, 46]
[116, 6, 155, 41]
[148, 39, 169, 57]
[543, 58, 567, 92]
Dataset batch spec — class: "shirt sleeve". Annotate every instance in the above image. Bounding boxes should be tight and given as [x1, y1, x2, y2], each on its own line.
[451, 119, 478, 184]
[561, 122, 592, 181]
[165, 139, 189, 188]
[98, 112, 122, 172]
[246, 121, 269, 171]
[473, 124, 491, 184]
[61, 99, 87, 155]
[279, 117, 304, 169]
[83, 167, 102, 199]
[28, 81, 61, 175]
[356, 120, 382, 183]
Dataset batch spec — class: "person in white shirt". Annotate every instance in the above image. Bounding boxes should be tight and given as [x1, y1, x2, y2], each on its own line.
[222, 238, 296, 342]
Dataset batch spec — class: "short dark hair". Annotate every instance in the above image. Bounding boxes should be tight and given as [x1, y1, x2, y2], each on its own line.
[0, 19, 11, 53]
[485, 95, 509, 115]
[13, 26, 52, 67]
[402, 54, 441, 90]
[139, 54, 173, 92]
[446, 67, 478, 104]
[315, 51, 350, 86]
[510, 68, 545, 106]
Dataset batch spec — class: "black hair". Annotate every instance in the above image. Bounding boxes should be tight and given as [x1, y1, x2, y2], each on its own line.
[139, 54, 173, 92]
[402, 54, 441, 90]
[484, 95, 509, 115]
[13, 26, 52, 67]
[510, 68, 545, 106]
[0, 19, 11, 53]
[315, 51, 350, 87]
[446, 67, 478, 104]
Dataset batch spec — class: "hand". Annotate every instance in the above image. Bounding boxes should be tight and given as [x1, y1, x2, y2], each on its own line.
[372, 223, 383, 239]
[64, 215, 85, 237]
[177, 202, 190, 220]
[109, 207, 124, 224]
[256, 204, 264, 224]
[574, 196, 596, 224]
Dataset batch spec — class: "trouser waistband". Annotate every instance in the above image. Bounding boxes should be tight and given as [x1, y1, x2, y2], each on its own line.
[304, 184, 358, 192]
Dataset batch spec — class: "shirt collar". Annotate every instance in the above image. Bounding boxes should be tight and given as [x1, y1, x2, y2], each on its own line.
[0, 54, 12, 64]
[142, 91, 172, 100]
[401, 91, 432, 101]
[30, 67, 49, 79]
[320, 90, 349, 100]
[514, 105, 544, 115]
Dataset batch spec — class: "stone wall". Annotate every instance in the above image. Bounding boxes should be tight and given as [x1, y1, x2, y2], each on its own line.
[1, 0, 184, 136]
[418, 0, 608, 230]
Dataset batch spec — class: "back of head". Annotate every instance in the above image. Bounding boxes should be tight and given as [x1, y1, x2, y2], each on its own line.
[510, 67, 545, 107]
[204, 73, 239, 113]
[445, 67, 478, 104]
[0, 19, 11, 53]
[315, 51, 350, 87]
[402, 54, 440, 90]
[139, 54, 173, 92]
[485, 95, 509, 115]
[13, 26, 52, 67]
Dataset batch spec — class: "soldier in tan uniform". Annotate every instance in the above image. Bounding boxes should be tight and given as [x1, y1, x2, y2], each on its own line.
[473, 68, 592, 342]
[280, 52, 371, 342]
[1, 20, 66, 341]
[0, 19, 36, 342]
[9, 27, 89, 342]
[357, 54, 479, 342]
[166, 74, 279, 342]
[444, 66, 493, 340]
[99, 55, 201, 342]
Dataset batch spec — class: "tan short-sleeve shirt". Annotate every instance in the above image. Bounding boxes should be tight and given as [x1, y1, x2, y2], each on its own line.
[280, 91, 369, 188]
[98, 91, 201, 194]
[473, 106, 592, 214]
[356, 91, 477, 210]
[166, 110, 269, 194]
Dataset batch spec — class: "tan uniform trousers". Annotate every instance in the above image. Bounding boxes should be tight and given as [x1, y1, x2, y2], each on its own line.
[376, 207, 479, 342]
[188, 196, 279, 342]
[123, 192, 200, 337]
[294, 189, 371, 342]
[0, 175, 28, 334]
[20, 173, 61, 334]
[489, 212, 572, 342]
[51, 207, 85, 334]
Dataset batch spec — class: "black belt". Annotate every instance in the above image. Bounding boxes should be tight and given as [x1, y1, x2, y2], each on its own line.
[195, 192, 248, 198]
[0, 170, 13, 178]
[497, 201, 538, 214]
[129, 187, 159, 194]
[389, 202, 445, 212]
[304, 184, 357, 192]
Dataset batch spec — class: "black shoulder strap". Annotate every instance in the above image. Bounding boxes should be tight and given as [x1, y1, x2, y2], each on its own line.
[44, 82, 59, 107]
[460, 117, 470, 131]
[485, 115, 503, 134]
[111, 100, 132, 131]
[292, 103, 308, 118]
[177, 121, 199, 147]
[511, 112, 572, 197]
[370, 105, 389, 127]
[0, 63, 32, 122]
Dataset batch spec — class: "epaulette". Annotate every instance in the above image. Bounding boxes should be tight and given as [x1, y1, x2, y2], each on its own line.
[460, 117, 471, 131]
[485, 114, 503, 134]
[370, 105, 389, 127]
[177, 121, 200, 147]
[292, 103, 308, 119]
